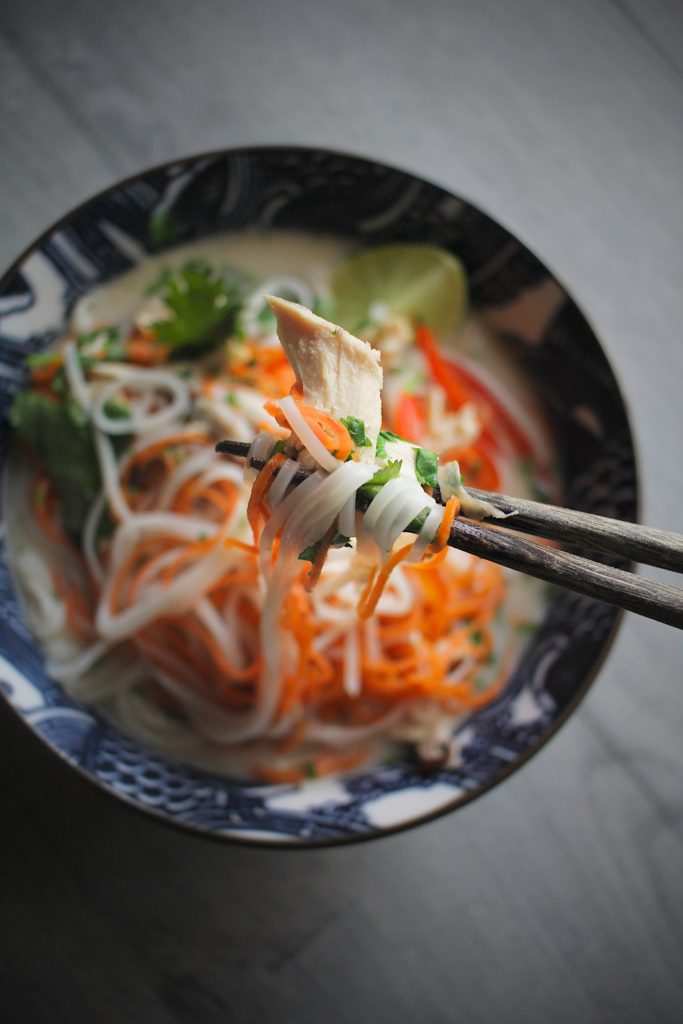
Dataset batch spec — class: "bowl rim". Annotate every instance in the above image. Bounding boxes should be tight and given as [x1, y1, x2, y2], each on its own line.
[0, 143, 639, 849]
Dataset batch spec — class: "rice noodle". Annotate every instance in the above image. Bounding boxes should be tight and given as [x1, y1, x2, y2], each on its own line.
[91, 369, 190, 436]
[245, 430, 276, 484]
[83, 492, 107, 586]
[266, 457, 299, 508]
[63, 341, 92, 412]
[279, 395, 340, 473]
[93, 429, 130, 522]
[408, 503, 443, 562]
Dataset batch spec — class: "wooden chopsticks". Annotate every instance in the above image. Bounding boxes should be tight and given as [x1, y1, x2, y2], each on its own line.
[216, 440, 683, 629]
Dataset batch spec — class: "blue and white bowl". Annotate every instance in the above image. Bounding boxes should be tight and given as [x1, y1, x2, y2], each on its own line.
[0, 146, 637, 846]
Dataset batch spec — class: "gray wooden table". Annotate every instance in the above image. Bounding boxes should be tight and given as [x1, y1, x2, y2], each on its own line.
[1, 2, 682, 1021]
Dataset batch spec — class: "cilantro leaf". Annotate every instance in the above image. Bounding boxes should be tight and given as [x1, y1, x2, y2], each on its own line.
[77, 326, 121, 349]
[298, 541, 320, 563]
[375, 428, 409, 459]
[26, 350, 62, 369]
[340, 416, 372, 448]
[147, 261, 239, 352]
[271, 439, 287, 455]
[298, 531, 352, 562]
[359, 459, 402, 499]
[10, 391, 130, 537]
[102, 399, 131, 422]
[408, 507, 430, 531]
[415, 447, 439, 488]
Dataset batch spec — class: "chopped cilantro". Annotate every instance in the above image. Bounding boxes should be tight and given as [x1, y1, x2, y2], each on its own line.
[340, 416, 372, 448]
[414, 447, 439, 488]
[26, 350, 62, 369]
[470, 630, 484, 646]
[102, 399, 130, 421]
[10, 391, 130, 537]
[303, 761, 318, 779]
[146, 260, 240, 353]
[298, 542, 320, 563]
[225, 393, 240, 407]
[408, 507, 430, 531]
[359, 459, 402, 500]
[376, 430, 438, 488]
[77, 326, 120, 348]
[271, 439, 287, 456]
[298, 531, 352, 562]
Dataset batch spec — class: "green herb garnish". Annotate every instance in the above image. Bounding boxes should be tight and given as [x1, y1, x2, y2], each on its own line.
[298, 532, 352, 563]
[341, 416, 372, 448]
[359, 459, 403, 500]
[414, 447, 439, 488]
[147, 260, 240, 352]
[10, 391, 130, 537]
[26, 351, 62, 369]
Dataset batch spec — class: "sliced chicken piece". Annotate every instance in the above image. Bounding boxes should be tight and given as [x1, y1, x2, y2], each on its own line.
[267, 296, 383, 462]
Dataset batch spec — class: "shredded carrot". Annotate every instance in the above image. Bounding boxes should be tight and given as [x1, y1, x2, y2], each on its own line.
[264, 395, 353, 461]
[121, 432, 210, 488]
[253, 764, 308, 785]
[30, 357, 63, 386]
[431, 496, 460, 553]
[126, 334, 171, 365]
[296, 402, 353, 460]
[246, 453, 286, 541]
[358, 542, 415, 621]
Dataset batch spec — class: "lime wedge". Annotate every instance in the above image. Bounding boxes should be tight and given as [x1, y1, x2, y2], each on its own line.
[330, 244, 467, 337]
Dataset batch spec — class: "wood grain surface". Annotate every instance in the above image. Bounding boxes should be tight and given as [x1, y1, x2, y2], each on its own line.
[1, 2, 682, 1022]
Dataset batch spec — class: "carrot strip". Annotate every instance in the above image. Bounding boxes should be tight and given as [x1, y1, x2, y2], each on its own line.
[431, 496, 460, 553]
[30, 356, 63, 386]
[358, 542, 415, 621]
[246, 453, 286, 541]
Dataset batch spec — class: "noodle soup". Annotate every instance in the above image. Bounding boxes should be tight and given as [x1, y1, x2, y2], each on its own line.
[7, 232, 556, 780]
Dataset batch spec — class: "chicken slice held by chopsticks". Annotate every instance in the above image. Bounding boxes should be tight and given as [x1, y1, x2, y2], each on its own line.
[267, 296, 383, 462]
